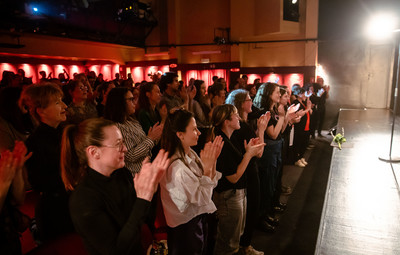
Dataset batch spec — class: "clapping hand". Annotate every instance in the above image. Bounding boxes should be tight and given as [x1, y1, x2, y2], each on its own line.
[200, 136, 224, 178]
[148, 122, 164, 142]
[278, 104, 285, 117]
[244, 138, 266, 158]
[257, 113, 270, 135]
[134, 150, 169, 202]
[0, 141, 31, 186]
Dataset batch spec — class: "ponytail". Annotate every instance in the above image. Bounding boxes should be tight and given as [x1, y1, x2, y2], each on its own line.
[60, 118, 116, 191]
[61, 124, 82, 191]
[210, 104, 236, 140]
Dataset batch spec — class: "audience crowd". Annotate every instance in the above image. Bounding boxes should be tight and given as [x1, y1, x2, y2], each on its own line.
[0, 69, 329, 255]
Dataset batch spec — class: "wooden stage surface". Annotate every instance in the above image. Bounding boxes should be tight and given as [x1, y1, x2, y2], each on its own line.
[315, 109, 400, 255]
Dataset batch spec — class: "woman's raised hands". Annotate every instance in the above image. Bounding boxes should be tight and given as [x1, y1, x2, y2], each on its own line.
[200, 136, 224, 178]
[134, 149, 169, 201]
[148, 122, 164, 142]
[244, 138, 266, 158]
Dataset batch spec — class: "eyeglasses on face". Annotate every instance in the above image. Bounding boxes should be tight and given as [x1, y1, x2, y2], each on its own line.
[100, 140, 125, 152]
[125, 97, 138, 102]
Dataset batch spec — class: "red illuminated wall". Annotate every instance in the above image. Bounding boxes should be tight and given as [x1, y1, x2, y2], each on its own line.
[126, 65, 170, 83]
[185, 69, 227, 88]
[0, 59, 119, 84]
[246, 73, 304, 91]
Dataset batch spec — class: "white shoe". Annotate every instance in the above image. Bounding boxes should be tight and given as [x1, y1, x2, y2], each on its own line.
[238, 245, 264, 255]
[300, 158, 308, 165]
[295, 159, 306, 167]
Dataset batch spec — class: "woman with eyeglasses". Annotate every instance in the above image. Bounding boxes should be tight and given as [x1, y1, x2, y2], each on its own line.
[104, 87, 163, 176]
[61, 118, 169, 255]
[211, 104, 265, 255]
[225, 89, 269, 255]
[160, 109, 223, 255]
[65, 80, 98, 125]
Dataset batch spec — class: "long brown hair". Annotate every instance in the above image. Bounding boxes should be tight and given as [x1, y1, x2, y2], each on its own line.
[253, 82, 279, 116]
[60, 118, 115, 191]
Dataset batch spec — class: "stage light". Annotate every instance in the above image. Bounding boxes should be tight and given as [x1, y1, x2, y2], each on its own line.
[33, 7, 38, 12]
[365, 13, 397, 40]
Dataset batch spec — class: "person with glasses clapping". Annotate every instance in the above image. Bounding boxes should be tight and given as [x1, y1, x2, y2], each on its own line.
[61, 118, 169, 255]
[104, 87, 163, 176]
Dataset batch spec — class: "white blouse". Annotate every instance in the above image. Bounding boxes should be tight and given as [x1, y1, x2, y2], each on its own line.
[160, 149, 221, 228]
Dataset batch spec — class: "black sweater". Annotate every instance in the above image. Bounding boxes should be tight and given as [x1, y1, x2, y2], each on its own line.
[26, 122, 66, 194]
[69, 167, 151, 255]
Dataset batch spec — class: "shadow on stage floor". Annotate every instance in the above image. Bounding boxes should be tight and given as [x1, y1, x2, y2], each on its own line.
[252, 135, 333, 255]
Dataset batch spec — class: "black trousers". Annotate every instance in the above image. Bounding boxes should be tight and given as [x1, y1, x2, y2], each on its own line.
[167, 213, 209, 255]
[293, 129, 310, 161]
[240, 165, 260, 247]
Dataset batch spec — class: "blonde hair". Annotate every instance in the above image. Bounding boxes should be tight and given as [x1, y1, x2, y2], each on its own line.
[21, 83, 63, 122]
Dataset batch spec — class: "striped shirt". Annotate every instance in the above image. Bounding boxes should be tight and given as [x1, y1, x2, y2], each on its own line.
[116, 117, 154, 175]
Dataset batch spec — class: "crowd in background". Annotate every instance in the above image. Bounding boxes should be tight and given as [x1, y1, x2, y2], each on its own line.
[0, 68, 329, 255]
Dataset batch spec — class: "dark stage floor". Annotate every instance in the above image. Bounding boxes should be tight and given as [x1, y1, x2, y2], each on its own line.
[252, 135, 333, 255]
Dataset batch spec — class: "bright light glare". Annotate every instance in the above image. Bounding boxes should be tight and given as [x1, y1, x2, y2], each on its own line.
[365, 14, 397, 40]
[292, 0, 298, 4]
[33, 7, 38, 12]
[316, 64, 328, 84]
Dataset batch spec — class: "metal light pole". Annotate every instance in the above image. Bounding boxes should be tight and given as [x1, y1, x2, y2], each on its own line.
[379, 31, 400, 163]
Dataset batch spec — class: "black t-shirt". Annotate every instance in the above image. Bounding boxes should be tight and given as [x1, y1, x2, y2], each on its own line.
[266, 113, 282, 141]
[293, 99, 308, 131]
[231, 121, 259, 188]
[214, 128, 247, 192]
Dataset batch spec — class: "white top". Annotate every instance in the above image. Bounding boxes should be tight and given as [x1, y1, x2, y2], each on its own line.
[160, 149, 221, 228]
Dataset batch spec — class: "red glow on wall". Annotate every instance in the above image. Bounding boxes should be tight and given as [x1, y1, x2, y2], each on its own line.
[38, 64, 52, 79]
[283, 73, 303, 91]
[145, 66, 158, 82]
[70, 65, 80, 77]
[18, 64, 36, 83]
[263, 73, 283, 84]
[100, 65, 112, 81]
[132, 67, 144, 83]
[54, 65, 67, 79]
[89, 65, 100, 76]
[0, 63, 17, 81]
[113, 64, 120, 79]
[160, 65, 169, 74]
[248, 74, 262, 84]
[230, 68, 240, 72]
[185, 69, 226, 88]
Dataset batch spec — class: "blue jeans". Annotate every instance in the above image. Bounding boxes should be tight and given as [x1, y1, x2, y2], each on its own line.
[213, 189, 246, 255]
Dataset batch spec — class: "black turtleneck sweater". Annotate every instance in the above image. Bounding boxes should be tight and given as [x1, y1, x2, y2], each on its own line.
[69, 167, 151, 255]
[26, 122, 65, 194]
